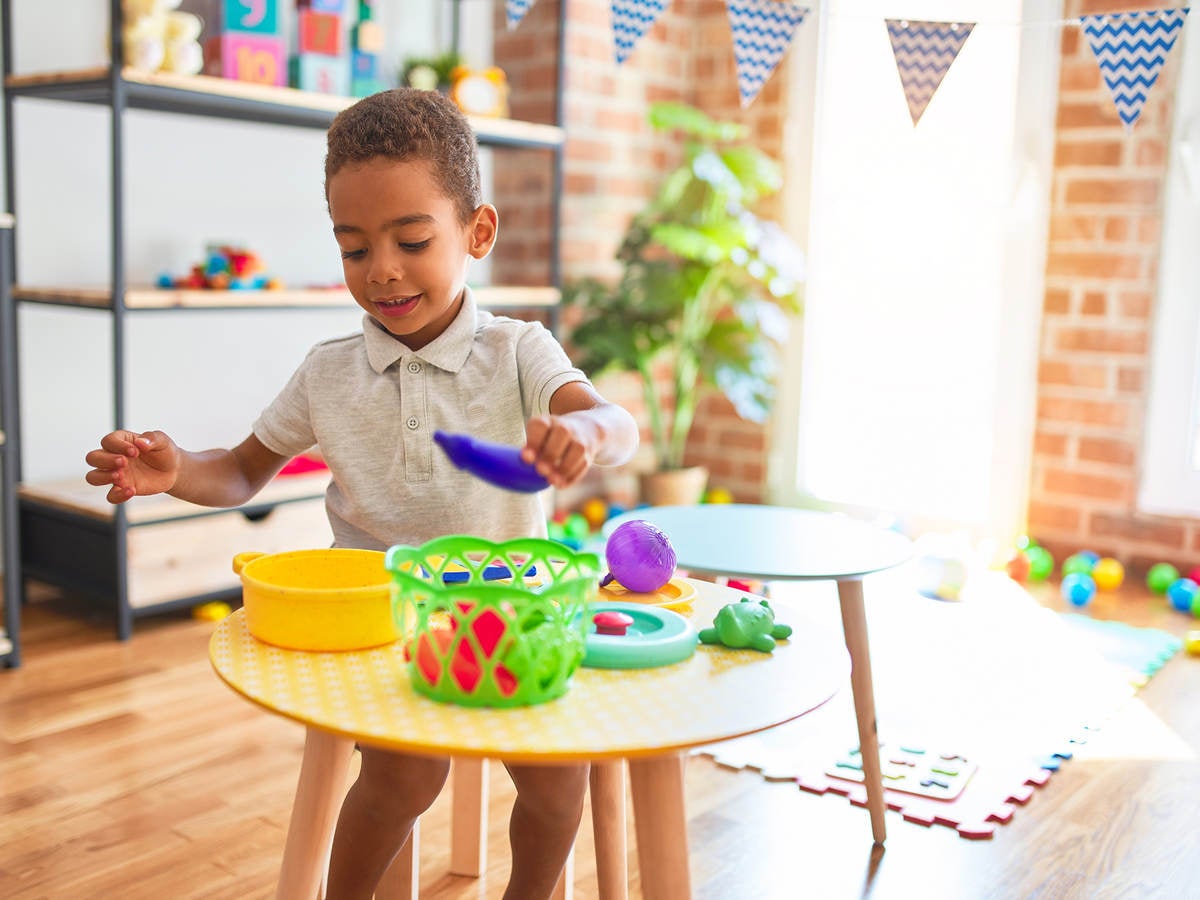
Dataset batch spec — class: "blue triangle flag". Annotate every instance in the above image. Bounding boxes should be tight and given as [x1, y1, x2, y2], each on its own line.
[885, 19, 975, 126]
[506, 0, 537, 30]
[1081, 7, 1190, 129]
[612, 0, 671, 64]
[726, 0, 810, 107]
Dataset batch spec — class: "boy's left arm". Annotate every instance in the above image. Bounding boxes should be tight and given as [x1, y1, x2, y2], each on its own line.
[521, 381, 638, 489]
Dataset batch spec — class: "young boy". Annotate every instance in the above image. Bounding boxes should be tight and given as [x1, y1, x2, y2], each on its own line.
[84, 88, 639, 899]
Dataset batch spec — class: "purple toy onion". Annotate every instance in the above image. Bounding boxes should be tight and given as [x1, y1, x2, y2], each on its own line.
[602, 520, 677, 593]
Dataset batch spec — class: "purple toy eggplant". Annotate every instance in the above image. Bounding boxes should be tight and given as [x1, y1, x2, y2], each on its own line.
[433, 430, 551, 493]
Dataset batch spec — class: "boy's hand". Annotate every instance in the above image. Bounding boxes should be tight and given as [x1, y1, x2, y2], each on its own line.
[84, 430, 181, 504]
[521, 415, 596, 490]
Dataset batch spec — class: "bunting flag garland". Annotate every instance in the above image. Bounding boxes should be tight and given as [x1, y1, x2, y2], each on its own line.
[726, 0, 810, 107]
[612, 0, 671, 64]
[885, 19, 975, 126]
[506, 0, 537, 30]
[1081, 8, 1190, 129]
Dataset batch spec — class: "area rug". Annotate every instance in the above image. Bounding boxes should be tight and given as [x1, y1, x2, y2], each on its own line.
[1056, 613, 1183, 688]
[692, 569, 1153, 839]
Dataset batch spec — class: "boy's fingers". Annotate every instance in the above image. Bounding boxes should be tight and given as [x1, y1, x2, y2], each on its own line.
[106, 484, 134, 504]
[99, 431, 140, 456]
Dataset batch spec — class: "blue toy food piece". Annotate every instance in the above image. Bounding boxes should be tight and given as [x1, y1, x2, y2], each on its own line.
[698, 596, 792, 653]
[433, 430, 551, 493]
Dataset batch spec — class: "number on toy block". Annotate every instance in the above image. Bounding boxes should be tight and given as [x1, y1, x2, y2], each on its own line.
[206, 34, 285, 85]
[297, 10, 342, 55]
[290, 53, 349, 95]
[222, 0, 279, 34]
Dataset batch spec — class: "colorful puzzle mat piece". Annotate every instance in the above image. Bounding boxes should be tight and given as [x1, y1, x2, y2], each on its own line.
[694, 569, 1155, 840]
[827, 743, 977, 801]
[1056, 613, 1183, 688]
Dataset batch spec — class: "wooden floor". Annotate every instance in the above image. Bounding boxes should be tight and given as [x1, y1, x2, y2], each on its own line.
[2, 576, 1199, 900]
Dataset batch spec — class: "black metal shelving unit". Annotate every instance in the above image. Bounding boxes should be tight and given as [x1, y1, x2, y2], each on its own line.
[0, 0, 568, 641]
[0, 213, 19, 667]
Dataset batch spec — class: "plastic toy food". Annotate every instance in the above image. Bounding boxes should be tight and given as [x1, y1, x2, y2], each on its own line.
[600, 519, 677, 593]
[433, 430, 550, 493]
[698, 597, 792, 653]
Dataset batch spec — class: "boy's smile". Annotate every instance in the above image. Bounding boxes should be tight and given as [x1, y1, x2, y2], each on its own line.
[328, 157, 497, 349]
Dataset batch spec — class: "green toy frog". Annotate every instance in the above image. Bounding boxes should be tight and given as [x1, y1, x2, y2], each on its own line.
[699, 597, 793, 653]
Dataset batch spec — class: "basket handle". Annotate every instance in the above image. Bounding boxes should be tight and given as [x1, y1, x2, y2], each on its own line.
[232, 551, 266, 575]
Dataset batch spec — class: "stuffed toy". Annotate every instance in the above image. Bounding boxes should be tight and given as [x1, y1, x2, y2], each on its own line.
[123, 0, 204, 76]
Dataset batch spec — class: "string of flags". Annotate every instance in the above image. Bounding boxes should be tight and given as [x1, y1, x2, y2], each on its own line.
[504, 1, 1191, 128]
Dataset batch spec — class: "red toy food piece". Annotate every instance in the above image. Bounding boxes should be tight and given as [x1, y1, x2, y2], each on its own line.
[593, 610, 635, 636]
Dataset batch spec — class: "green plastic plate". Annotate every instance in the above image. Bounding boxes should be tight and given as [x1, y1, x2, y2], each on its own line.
[582, 601, 698, 669]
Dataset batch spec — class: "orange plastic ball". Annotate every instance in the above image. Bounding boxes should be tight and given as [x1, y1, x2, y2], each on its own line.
[1005, 552, 1031, 582]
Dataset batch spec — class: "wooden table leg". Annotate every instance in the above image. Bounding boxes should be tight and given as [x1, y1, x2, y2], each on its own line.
[837, 578, 887, 844]
[276, 727, 355, 900]
[628, 754, 690, 900]
[448, 757, 489, 877]
[589, 761, 628, 900]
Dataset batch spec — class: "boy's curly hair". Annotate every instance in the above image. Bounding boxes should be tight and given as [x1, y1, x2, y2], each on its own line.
[324, 89, 482, 223]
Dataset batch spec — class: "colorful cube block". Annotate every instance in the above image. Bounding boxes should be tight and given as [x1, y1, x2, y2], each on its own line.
[222, 0, 279, 34]
[351, 50, 376, 80]
[290, 53, 349, 95]
[351, 19, 383, 53]
[205, 33, 286, 85]
[297, 10, 342, 55]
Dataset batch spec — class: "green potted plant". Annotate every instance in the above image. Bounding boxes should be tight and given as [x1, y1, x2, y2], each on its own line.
[563, 101, 804, 505]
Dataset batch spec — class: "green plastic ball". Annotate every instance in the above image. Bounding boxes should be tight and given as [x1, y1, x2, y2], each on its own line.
[1024, 545, 1054, 582]
[563, 512, 591, 540]
[1146, 562, 1180, 595]
[1061, 553, 1095, 577]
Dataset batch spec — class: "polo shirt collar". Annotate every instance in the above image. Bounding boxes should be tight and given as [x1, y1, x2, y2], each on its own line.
[362, 286, 478, 374]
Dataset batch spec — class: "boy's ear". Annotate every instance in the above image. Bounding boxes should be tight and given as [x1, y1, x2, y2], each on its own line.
[467, 204, 499, 259]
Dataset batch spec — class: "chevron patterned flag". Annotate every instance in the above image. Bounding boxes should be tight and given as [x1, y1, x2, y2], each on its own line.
[506, 0, 537, 30]
[727, 0, 810, 107]
[612, 0, 670, 64]
[885, 19, 975, 126]
[1081, 8, 1190, 129]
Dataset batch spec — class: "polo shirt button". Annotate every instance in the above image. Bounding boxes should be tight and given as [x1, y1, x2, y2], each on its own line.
[408, 362, 421, 373]
[407, 417, 419, 429]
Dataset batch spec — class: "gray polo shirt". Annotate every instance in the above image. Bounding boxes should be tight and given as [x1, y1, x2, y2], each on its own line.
[253, 288, 589, 551]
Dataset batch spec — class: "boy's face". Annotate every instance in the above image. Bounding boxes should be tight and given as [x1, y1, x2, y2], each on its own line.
[328, 157, 496, 349]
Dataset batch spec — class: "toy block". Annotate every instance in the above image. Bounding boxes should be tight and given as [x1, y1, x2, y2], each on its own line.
[351, 50, 376, 80]
[298, 10, 343, 56]
[351, 20, 383, 54]
[221, 0, 280, 34]
[290, 53, 349, 95]
[298, 0, 346, 11]
[205, 33, 286, 85]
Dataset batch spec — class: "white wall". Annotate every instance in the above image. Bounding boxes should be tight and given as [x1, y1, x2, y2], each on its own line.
[2, 0, 498, 482]
[772, 0, 1059, 549]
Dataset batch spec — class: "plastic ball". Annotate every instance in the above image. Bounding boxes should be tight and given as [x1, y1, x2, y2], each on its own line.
[580, 497, 610, 531]
[1015, 534, 1037, 551]
[606, 504, 627, 521]
[1005, 552, 1031, 583]
[1024, 546, 1054, 582]
[1092, 557, 1124, 591]
[705, 486, 733, 504]
[604, 519, 677, 593]
[563, 512, 591, 541]
[914, 554, 967, 601]
[192, 600, 232, 621]
[1167, 578, 1199, 613]
[1146, 563, 1180, 595]
[1078, 550, 1100, 567]
[1062, 553, 1095, 577]
[1186, 630, 1200, 655]
[1060, 573, 1096, 607]
[1192, 594, 1200, 620]
[1187, 565, 1200, 585]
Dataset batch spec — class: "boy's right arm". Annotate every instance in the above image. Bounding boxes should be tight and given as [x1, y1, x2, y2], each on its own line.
[85, 430, 289, 508]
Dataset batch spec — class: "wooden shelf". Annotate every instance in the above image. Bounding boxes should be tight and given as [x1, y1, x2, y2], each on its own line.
[4, 68, 565, 149]
[13, 284, 561, 310]
[19, 470, 331, 525]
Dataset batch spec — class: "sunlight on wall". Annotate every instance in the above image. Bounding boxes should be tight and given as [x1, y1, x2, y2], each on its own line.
[796, 0, 1043, 528]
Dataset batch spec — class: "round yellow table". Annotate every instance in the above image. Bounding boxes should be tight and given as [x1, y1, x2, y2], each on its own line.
[210, 578, 849, 899]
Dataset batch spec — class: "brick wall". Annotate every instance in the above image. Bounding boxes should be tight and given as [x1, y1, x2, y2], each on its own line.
[1027, 0, 1196, 576]
[494, 0, 789, 503]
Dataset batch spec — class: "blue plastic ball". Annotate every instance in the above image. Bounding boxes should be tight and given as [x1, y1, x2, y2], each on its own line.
[1078, 550, 1100, 567]
[1061, 573, 1096, 606]
[1167, 578, 1199, 613]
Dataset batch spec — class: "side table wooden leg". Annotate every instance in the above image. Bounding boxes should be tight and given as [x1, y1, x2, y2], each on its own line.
[628, 754, 690, 900]
[590, 761, 628, 900]
[837, 578, 887, 844]
[276, 727, 355, 900]
[448, 757, 489, 877]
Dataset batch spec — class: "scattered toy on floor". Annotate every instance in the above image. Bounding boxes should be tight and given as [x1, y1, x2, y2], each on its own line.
[1091, 557, 1125, 591]
[1060, 573, 1096, 607]
[1146, 562, 1180, 595]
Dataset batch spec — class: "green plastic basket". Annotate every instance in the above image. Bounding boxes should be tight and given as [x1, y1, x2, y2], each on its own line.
[385, 536, 601, 708]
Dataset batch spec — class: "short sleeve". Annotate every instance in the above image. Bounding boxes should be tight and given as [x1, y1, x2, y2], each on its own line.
[515, 322, 591, 419]
[252, 350, 318, 457]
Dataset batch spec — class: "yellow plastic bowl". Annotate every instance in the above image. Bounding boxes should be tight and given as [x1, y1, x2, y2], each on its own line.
[233, 548, 395, 651]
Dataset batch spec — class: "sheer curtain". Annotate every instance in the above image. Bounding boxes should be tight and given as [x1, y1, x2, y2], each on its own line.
[771, 0, 1060, 546]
